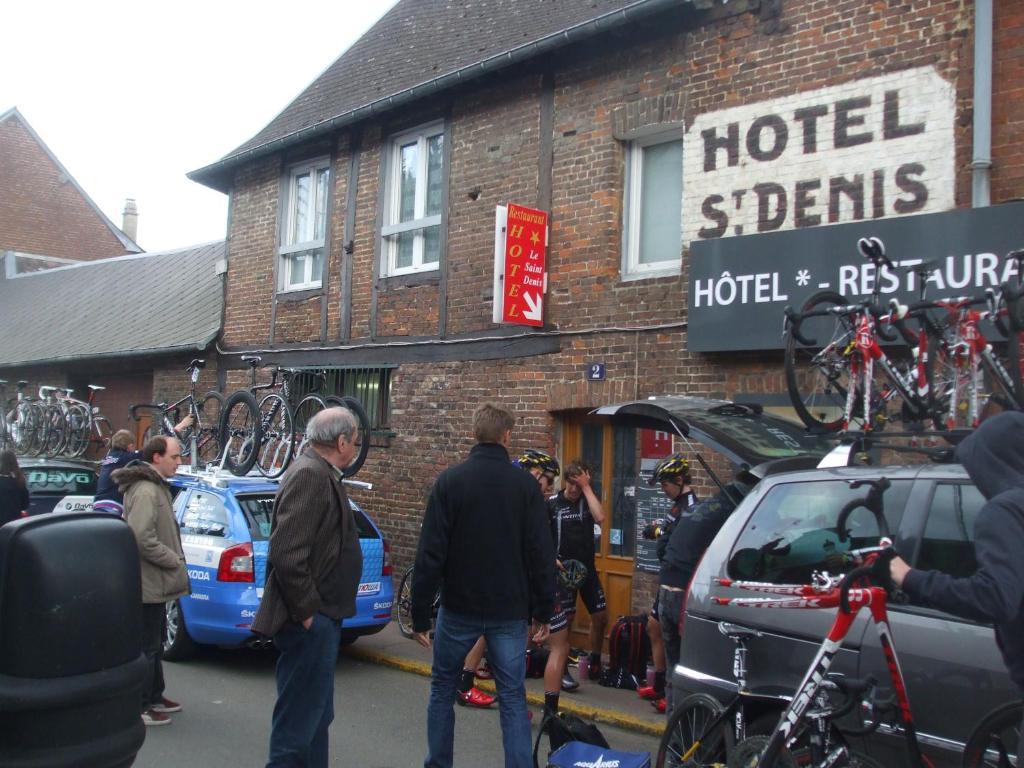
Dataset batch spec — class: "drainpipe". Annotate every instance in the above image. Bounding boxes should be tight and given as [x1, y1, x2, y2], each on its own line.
[971, 0, 993, 207]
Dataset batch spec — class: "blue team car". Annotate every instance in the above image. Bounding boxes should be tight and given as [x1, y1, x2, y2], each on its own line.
[162, 469, 394, 660]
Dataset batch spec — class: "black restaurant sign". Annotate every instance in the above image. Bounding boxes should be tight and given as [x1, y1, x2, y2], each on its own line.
[687, 202, 1024, 352]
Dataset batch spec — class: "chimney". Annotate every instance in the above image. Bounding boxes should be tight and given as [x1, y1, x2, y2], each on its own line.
[122, 198, 139, 242]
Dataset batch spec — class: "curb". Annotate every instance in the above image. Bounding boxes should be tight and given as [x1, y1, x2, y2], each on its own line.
[344, 645, 663, 737]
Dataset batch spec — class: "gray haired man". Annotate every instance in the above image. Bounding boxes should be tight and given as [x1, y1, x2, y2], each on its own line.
[252, 407, 364, 768]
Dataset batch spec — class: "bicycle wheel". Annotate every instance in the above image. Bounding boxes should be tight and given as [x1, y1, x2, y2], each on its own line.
[64, 403, 91, 458]
[11, 401, 36, 455]
[962, 700, 1023, 768]
[42, 405, 67, 458]
[396, 567, 415, 638]
[657, 692, 728, 768]
[195, 391, 224, 468]
[784, 291, 862, 432]
[219, 390, 262, 476]
[293, 394, 327, 457]
[256, 393, 294, 479]
[338, 396, 371, 478]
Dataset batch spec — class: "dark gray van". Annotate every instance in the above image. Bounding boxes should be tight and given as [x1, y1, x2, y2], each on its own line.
[593, 396, 1014, 768]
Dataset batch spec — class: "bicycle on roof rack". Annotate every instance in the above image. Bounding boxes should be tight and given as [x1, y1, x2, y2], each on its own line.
[130, 359, 224, 469]
[783, 238, 1024, 436]
[218, 356, 370, 478]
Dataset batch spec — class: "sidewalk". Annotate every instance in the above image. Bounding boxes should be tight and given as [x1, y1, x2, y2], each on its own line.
[343, 621, 665, 737]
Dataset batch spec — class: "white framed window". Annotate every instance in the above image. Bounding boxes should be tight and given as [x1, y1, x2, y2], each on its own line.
[279, 158, 330, 292]
[622, 134, 683, 280]
[381, 123, 445, 277]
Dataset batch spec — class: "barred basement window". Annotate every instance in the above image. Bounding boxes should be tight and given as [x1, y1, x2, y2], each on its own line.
[291, 366, 393, 432]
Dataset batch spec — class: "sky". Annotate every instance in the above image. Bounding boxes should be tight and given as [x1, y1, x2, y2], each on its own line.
[2, 0, 398, 253]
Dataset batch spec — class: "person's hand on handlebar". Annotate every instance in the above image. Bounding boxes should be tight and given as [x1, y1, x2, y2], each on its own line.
[889, 555, 912, 588]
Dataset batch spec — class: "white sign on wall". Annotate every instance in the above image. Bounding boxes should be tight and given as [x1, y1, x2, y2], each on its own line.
[683, 66, 955, 244]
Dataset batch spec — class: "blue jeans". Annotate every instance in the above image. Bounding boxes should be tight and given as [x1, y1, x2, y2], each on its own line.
[266, 614, 341, 768]
[425, 608, 531, 768]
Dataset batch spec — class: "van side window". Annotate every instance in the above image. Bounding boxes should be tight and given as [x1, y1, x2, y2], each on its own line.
[727, 479, 911, 584]
[915, 483, 983, 579]
[180, 490, 230, 537]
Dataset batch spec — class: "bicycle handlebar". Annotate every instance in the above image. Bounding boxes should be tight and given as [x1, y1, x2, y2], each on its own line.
[836, 477, 891, 543]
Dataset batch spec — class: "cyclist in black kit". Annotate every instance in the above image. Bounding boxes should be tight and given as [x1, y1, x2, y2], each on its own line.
[638, 454, 698, 713]
[547, 459, 606, 694]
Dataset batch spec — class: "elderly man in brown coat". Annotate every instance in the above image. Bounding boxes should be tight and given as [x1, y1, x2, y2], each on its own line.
[252, 406, 364, 768]
[113, 435, 188, 727]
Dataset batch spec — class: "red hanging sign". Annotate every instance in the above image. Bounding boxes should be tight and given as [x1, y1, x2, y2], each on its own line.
[501, 203, 548, 327]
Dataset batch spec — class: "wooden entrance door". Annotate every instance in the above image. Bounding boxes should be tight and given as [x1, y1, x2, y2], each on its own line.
[562, 417, 636, 650]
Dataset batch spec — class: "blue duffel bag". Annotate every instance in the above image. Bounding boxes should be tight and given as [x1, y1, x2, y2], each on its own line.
[546, 740, 652, 768]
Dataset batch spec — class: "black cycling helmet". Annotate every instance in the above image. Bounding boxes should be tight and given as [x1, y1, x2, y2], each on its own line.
[517, 449, 560, 478]
[649, 454, 690, 486]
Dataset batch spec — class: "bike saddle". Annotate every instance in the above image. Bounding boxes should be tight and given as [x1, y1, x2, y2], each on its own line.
[17, 380, 28, 387]
[88, 384, 106, 391]
[240, 355, 262, 366]
[719, 622, 762, 642]
[187, 358, 206, 370]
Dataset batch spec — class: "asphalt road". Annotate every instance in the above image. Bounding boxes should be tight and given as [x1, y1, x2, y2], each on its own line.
[135, 646, 660, 767]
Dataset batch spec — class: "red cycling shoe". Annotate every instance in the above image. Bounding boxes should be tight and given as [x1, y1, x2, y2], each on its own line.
[652, 697, 667, 714]
[457, 687, 495, 708]
[636, 684, 660, 700]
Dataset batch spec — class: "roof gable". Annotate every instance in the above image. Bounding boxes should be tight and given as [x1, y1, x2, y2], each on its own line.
[190, 0, 687, 190]
[0, 107, 142, 258]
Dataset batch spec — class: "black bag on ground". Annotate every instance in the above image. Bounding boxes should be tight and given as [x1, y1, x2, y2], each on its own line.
[532, 711, 610, 768]
[599, 614, 651, 690]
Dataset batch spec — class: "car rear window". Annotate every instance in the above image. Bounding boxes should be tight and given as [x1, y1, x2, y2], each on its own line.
[25, 467, 97, 495]
[727, 478, 912, 584]
[236, 494, 379, 540]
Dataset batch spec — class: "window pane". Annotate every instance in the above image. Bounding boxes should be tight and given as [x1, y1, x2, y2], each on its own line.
[286, 251, 307, 287]
[426, 134, 444, 216]
[396, 232, 414, 269]
[309, 248, 323, 284]
[916, 484, 983, 579]
[181, 491, 230, 537]
[423, 227, 440, 265]
[638, 140, 682, 265]
[610, 425, 637, 558]
[314, 168, 329, 240]
[728, 480, 911, 583]
[399, 142, 417, 222]
[291, 172, 311, 244]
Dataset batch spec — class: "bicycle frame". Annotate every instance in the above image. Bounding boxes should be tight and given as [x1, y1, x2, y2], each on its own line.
[717, 561, 932, 768]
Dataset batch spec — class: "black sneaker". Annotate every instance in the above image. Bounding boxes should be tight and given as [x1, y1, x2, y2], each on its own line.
[561, 669, 579, 692]
[586, 654, 602, 681]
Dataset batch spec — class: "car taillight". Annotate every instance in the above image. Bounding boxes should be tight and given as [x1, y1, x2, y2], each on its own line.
[217, 542, 254, 583]
[382, 539, 393, 576]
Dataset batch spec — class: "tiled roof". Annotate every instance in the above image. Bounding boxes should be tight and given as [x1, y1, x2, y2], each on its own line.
[190, 0, 685, 190]
[0, 242, 224, 367]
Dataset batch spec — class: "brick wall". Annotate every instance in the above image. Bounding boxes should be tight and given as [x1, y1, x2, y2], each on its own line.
[0, 113, 132, 259]
[219, 0, 1024, 613]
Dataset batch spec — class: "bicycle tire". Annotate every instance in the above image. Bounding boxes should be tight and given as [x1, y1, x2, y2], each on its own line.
[784, 291, 862, 432]
[293, 394, 327, 457]
[961, 700, 1023, 768]
[338, 396, 371, 478]
[256, 393, 294, 479]
[64, 403, 91, 458]
[196, 391, 224, 468]
[219, 390, 262, 476]
[657, 692, 729, 768]
[89, 415, 113, 458]
[42, 405, 66, 458]
[396, 567, 415, 638]
[11, 401, 36, 455]
[1007, 311, 1024, 412]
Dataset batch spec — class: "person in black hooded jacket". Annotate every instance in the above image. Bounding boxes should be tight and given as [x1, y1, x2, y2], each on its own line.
[891, 410, 1024, 754]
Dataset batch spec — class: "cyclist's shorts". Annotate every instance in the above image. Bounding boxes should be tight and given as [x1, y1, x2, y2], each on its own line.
[92, 500, 124, 517]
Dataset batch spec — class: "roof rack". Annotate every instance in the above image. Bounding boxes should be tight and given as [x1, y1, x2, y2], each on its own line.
[173, 464, 373, 491]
